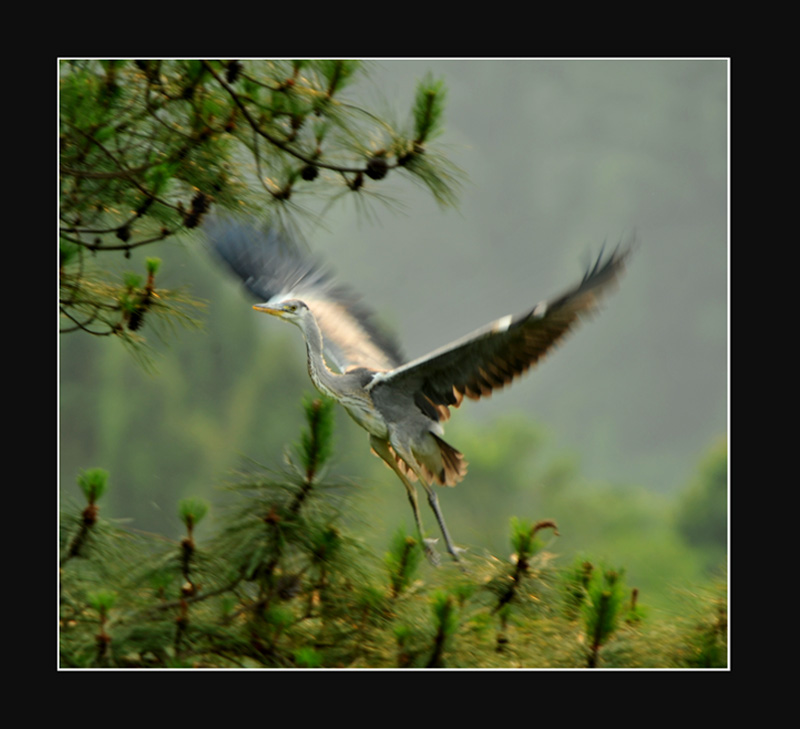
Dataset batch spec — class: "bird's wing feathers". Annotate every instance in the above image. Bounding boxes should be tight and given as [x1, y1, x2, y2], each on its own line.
[209, 217, 630, 414]
[368, 244, 631, 420]
[207, 218, 404, 373]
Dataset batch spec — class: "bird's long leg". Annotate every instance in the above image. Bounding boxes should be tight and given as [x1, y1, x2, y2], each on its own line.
[383, 438, 465, 565]
[417, 479, 465, 564]
[370, 437, 440, 565]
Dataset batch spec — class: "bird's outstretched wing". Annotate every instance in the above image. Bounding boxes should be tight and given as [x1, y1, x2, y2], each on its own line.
[368, 242, 632, 421]
[207, 218, 404, 373]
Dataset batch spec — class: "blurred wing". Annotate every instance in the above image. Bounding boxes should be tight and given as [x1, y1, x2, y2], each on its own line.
[206, 218, 404, 373]
[368, 243, 632, 421]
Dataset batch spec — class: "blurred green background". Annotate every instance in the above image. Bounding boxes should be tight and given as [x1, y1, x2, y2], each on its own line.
[59, 59, 727, 608]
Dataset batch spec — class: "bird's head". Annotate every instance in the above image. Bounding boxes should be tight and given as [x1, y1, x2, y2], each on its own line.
[253, 299, 311, 328]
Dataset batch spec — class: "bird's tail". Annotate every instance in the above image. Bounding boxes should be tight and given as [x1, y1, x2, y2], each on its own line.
[431, 433, 468, 487]
[392, 435, 467, 487]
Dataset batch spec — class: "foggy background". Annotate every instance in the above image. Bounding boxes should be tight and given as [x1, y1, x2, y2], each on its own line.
[60, 60, 727, 584]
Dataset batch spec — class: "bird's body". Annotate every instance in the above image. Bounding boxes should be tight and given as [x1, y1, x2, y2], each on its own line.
[209, 219, 631, 564]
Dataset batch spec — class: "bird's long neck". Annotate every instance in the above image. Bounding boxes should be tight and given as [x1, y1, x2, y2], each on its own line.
[300, 314, 341, 399]
[298, 309, 386, 436]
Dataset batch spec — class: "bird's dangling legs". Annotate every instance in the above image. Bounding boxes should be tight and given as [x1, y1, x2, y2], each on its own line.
[374, 436, 465, 565]
[370, 436, 441, 565]
[418, 480, 465, 564]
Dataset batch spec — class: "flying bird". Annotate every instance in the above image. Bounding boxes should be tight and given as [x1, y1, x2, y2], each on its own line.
[208, 219, 631, 564]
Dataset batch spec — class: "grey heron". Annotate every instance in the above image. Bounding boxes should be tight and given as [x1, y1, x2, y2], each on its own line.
[209, 219, 631, 565]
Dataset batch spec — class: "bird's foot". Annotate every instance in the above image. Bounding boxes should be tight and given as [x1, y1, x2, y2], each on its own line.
[447, 544, 468, 572]
[423, 538, 441, 567]
[423, 538, 468, 568]
[448, 545, 468, 561]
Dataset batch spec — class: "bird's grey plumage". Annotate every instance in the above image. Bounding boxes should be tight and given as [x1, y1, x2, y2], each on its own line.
[207, 217, 632, 564]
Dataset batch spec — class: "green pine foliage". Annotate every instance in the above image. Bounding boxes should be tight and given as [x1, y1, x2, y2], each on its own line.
[582, 564, 628, 667]
[59, 59, 462, 364]
[59, 399, 727, 669]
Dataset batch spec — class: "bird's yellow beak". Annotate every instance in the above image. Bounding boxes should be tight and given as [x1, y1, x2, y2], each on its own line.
[253, 303, 283, 317]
